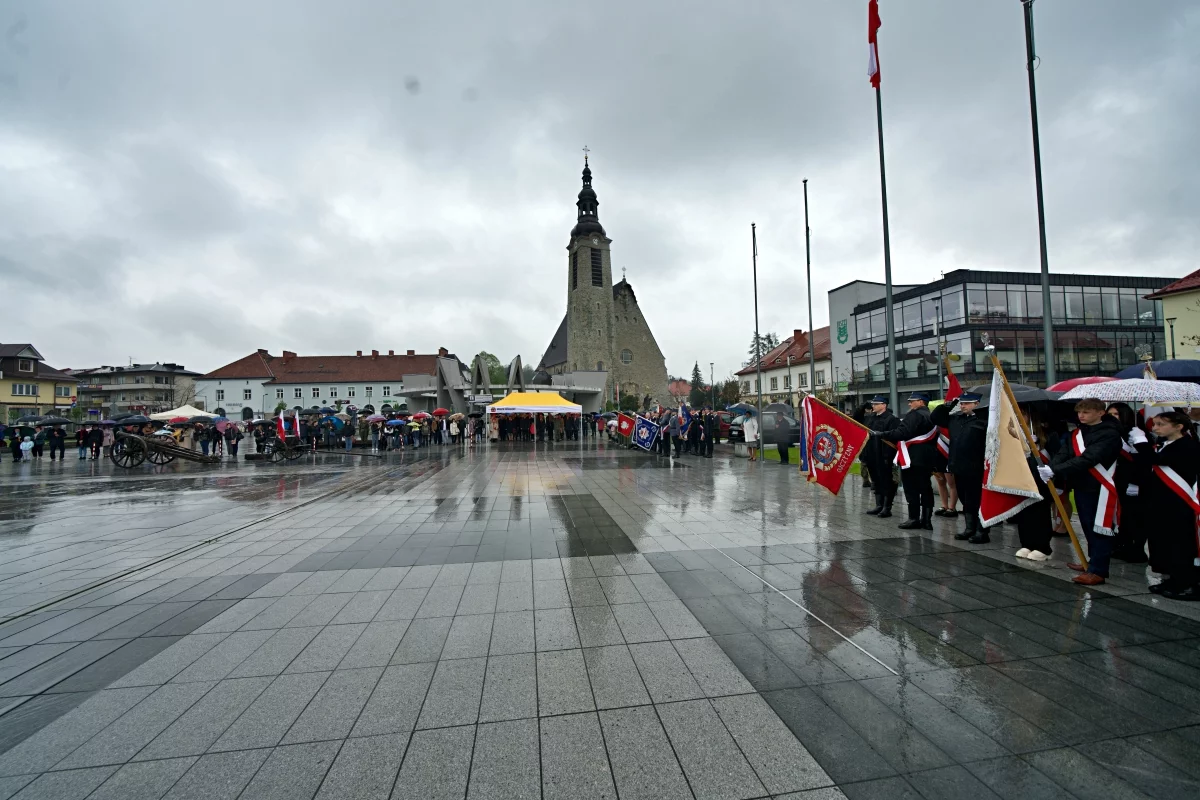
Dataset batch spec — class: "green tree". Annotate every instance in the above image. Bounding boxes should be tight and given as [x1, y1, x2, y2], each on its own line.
[69, 406, 84, 422]
[745, 332, 780, 366]
[720, 379, 741, 406]
[274, 401, 288, 414]
[475, 352, 506, 386]
[619, 393, 640, 412]
[688, 362, 708, 408]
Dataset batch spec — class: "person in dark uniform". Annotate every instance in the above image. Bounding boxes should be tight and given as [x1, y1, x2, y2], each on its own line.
[879, 391, 938, 530]
[1013, 410, 1057, 561]
[705, 411, 719, 458]
[855, 396, 901, 518]
[775, 413, 790, 465]
[1137, 411, 1199, 600]
[931, 391, 988, 542]
[1106, 403, 1150, 564]
[1043, 398, 1123, 585]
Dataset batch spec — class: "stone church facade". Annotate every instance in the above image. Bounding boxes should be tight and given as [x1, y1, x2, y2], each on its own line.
[538, 160, 669, 408]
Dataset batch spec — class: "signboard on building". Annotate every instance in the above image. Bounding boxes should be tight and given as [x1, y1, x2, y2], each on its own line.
[469, 394, 494, 403]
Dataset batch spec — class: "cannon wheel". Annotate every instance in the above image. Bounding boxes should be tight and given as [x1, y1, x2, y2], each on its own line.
[267, 442, 287, 463]
[110, 438, 147, 468]
[284, 444, 305, 461]
[147, 448, 176, 465]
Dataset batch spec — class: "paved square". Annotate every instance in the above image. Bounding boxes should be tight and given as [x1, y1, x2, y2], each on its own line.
[1, 442, 1198, 799]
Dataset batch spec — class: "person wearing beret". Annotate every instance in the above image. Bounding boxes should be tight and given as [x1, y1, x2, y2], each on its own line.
[854, 395, 900, 517]
[879, 392, 938, 530]
[931, 392, 989, 543]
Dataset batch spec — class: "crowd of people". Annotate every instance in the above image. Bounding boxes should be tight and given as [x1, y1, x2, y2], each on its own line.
[856, 390, 1200, 599]
[493, 413, 592, 442]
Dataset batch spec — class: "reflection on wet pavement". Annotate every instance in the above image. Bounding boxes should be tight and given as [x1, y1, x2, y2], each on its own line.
[0, 441, 1196, 799]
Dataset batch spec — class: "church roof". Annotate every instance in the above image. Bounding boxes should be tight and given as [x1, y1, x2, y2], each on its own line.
[613, 279, 636, 303]
[539, 315, 569, 368]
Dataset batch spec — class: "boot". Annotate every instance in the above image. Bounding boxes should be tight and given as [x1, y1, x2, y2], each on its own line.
[878, 496, 893, 518]
[954, 515, 974, 541]
[920, 507, 934, 530]
[898, 505, 922, 530]
[865, 493, 884, 516]
[968, 526, 991, 544]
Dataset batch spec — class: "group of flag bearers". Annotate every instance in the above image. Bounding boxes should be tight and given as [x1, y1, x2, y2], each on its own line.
[803, 364, 1200, 601]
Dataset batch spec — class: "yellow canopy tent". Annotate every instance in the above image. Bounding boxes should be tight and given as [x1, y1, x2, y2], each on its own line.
[486, 392, 582, 415]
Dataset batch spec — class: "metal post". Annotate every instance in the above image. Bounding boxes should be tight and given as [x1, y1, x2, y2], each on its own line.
[1022, 0, 1055, 385]
[710, 362, 715, 408]
[786, 355, 793, 413]
[752, 224, 764, 458]
[934, 299, 944, 399]
[1167, 318, 1177, 359]
[803, 179, 817, 397]
[875, 87, 898, 411]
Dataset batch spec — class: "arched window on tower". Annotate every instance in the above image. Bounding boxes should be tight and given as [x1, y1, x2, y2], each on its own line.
[597, 361, 604, 370]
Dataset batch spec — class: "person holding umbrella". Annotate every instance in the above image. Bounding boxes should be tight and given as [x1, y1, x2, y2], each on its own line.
[76, 426, 88, 460]
[87, 425, 105, 459]
[47, 425, 67, 461]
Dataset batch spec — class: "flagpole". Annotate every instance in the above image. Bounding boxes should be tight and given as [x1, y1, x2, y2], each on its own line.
[805, 393, 895, 449]
[875, 93, 898, 412]
[1022, 0, 1056, 386]
[803, 180, 817, 396]
[983, 343, 1087, 567]
[752, 223, 764, 465]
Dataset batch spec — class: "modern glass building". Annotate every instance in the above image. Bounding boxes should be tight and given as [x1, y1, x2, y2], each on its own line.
[847, 269, 1173, 399]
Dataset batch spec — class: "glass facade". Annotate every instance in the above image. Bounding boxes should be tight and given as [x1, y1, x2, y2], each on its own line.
[849, 276, 1167, 390]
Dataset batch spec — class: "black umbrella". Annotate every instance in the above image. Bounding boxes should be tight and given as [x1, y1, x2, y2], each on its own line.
[119, 415, 152, 425]
[110, 411, 135, 421]
[189, 415, 214, 423]
[965, 383, 1061, 407]
[14, 414, 43, 424]
[39, 416, 71, 426]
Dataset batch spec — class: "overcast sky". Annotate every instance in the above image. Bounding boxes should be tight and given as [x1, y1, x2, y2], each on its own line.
[1, 1, 1195, 381]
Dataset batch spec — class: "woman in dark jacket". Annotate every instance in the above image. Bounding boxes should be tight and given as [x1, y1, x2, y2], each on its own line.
[1106, 403, 1151, 563]
[1136, 411, 1199, 600]
[1013, 411, 1058, 560]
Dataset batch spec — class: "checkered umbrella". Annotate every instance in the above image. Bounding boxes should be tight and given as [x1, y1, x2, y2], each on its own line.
[1059, 378, 1200, 404]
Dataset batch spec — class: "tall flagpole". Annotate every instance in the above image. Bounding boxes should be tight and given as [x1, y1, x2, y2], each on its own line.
[752, 224, 764, 444]
[803, 180, 817, 397]
[870, 0, 898, 411]
[1022, 0, 1056, 386]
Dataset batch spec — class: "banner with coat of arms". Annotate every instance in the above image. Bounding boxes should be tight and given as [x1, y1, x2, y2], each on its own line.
[801, 395, 871, 496]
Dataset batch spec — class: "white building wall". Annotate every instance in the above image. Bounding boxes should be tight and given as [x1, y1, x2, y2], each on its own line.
[194, 379, 409, 416]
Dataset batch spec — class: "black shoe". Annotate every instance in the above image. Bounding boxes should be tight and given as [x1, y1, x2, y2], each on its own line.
[954, 530, 973, 541]
[1161, 585, 1200, 601]
[942, 509, 959, 517]
[865, 507, 883, 516]
[968, 532, 991, 544]
[877, 504, 893, 519]
[1149, 581, 1173, 595]
[920, 509, 934, 530]
[933, 508, 948, 517]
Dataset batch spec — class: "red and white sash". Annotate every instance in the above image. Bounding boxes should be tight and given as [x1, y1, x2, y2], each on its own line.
[1119, 440, 1137, 462]
[1073, 428, 1119, 535]
[894, 427, 938, 469]
[936, 427, 950, 458]
[1153, 460, 1200, 555]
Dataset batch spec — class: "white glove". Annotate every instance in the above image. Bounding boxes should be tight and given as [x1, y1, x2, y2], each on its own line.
[1037, 465, 1054, 482]
[1127, 428, 1147, 445]
[1126, 484, 1139, 497]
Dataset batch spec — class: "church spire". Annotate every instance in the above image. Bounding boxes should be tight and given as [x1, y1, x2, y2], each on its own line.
[571, 152, 606, 238]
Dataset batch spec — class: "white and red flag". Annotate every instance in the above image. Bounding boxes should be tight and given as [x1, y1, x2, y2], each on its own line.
[868, 0, 882, 89]
[802, 395, 871, 496]
[979, 368, 1042, 527]
[616, 413, 635, 438]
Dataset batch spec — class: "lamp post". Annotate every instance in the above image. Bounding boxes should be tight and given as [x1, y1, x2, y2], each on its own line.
[933, 298, 944, 399]
[710, 362, 715, 408]
[1166, 318, 1177, 360]
[786, 355, 794, 413]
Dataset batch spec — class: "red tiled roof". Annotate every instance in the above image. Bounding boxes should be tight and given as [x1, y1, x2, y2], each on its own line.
[1145, 268, 1200, 300]
[736, 326, 832, 376]
[263, 353, 440, 384]
[202, 350, 276, 380]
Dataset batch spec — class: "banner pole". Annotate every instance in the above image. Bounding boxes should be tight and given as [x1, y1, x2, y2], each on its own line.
[806, 393, 896, 450]
[984, 346, 1087, 568]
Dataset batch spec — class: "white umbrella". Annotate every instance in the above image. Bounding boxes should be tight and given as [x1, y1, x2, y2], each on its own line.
[1059, 378, 1200, 404]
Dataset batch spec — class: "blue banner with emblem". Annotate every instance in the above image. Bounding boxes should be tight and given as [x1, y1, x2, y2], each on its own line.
[632, 415, 660, 451]
[798, 414, 809, 472]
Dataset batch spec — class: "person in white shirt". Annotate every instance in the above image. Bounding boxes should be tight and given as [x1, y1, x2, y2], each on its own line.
[743, 414, 760, 462]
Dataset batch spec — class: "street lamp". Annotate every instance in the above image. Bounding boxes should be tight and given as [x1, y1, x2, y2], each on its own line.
[1167, 318, 1177, 360]
[786, 355, 794, 412]
[710, 362, 715, 408]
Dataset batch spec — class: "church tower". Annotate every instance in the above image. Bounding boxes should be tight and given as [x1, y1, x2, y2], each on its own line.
[565, 156, 615, 385]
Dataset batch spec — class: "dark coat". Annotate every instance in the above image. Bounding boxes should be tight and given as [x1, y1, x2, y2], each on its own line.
[881, 405, 936, 469]
[854, 405, 900, 468]
[930, 400, 987, 475]
[1136, 435, 1200, 567]
[1049, 418, 1123, 494]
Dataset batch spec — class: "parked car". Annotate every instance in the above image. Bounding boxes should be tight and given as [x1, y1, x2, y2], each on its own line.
[728, 414, 745, 442]
[716, 410, 733, 442]
[761, 411, 802, 446]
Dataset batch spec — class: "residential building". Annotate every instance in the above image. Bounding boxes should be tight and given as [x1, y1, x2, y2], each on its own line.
[196, 348, 462, 420]
[1145, 268, 1200, 359]
[0, 344, 77, 421]
[69, 363, 200, 418]
[735, 327, 833, 411]
[844, 269, 1173, 402]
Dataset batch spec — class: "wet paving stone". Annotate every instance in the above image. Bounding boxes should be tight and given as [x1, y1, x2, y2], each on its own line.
[1, 442, 1198, 798]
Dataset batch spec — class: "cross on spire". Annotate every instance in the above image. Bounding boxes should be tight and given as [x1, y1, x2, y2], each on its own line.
[582, 145, 590, 165]
[622, 266, 626, 281]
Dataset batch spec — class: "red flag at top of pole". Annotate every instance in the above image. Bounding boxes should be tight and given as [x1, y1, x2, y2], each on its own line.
[868, 0, 882, 89]
[944, 359, 962, 402]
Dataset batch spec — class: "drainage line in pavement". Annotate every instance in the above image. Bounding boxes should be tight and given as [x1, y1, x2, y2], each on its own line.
[692, 532, 900, 677]
[0, 463, 396, 629]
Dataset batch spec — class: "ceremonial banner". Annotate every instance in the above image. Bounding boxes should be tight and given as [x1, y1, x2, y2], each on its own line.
[632, 416, 660, 452]
[679, 403, 692, 435]
[979, 368, 1042, 526]
[616, 414, 635, 438]
[802, 395, 870, 496]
